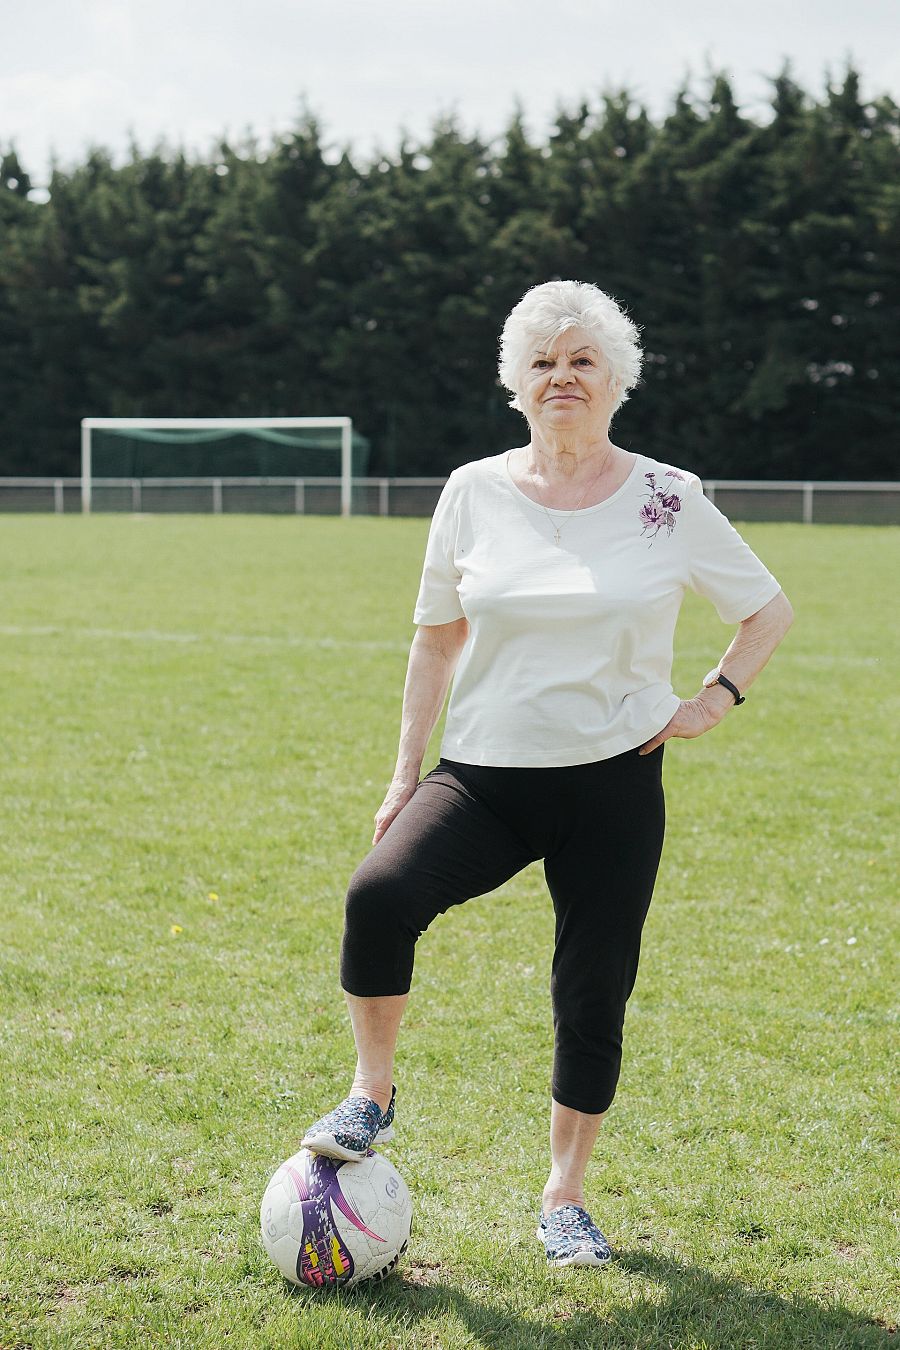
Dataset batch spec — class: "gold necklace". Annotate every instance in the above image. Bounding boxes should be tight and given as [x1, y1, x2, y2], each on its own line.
[526, 452, 611, 545]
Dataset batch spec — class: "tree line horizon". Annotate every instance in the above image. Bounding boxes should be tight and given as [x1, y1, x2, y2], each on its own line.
[0, 60, 897, 481]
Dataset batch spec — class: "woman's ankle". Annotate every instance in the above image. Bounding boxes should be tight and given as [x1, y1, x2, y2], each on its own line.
[349, 1077, 393, 1112]
[542, 1187, 585, 1218]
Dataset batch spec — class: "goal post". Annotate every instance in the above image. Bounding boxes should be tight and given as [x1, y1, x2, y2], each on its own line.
[79, 416, 356, 516]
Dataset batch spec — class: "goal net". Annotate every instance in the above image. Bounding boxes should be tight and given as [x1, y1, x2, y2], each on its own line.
[80, 417, 368, 515]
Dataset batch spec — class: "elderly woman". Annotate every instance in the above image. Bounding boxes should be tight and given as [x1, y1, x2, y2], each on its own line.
[302, 280, 794, 1267]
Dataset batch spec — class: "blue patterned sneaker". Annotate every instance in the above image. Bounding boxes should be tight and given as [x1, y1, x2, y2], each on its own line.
[301, 1085, 396, 1162]
[537, 1204, 612, 1268]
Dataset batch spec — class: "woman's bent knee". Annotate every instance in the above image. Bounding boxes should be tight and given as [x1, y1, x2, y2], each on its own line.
[340, 859, 422, 996]
[344, 859, 419, 943]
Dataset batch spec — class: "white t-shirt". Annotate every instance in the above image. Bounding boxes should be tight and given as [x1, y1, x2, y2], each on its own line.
[413, 449, 782, 768]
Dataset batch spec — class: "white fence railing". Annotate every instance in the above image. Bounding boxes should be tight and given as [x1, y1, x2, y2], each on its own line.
[0, 476, 898, 524]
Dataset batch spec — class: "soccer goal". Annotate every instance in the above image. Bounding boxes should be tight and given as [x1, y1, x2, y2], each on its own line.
[79, 417, 359, 516]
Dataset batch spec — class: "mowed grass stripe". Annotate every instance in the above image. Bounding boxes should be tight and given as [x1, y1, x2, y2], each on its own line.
[0, 624, 409, 652]
[0, 515, 896, 1349]
[2, 621, 886, 666]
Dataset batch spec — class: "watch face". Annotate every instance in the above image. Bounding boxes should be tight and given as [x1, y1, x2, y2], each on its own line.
[703, 669, 720, 689]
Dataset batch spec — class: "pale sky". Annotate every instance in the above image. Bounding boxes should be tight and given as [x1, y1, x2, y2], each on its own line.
[3, 0, 897, 193]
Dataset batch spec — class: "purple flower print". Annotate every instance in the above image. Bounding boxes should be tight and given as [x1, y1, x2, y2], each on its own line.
[640, 469, 685, 544]
[640, 502, 663, 527]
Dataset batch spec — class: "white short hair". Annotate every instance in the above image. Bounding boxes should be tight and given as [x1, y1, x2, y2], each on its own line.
[498, 280, 643, 415]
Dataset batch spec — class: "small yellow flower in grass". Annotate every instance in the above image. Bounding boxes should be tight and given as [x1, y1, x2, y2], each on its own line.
[170, 924, 183, 935]
[208, 892, 219, 902]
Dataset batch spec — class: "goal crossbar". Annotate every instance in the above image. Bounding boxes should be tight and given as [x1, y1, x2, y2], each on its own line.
[80, 416, 355, 516]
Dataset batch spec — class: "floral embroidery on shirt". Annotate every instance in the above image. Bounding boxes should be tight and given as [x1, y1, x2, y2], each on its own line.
[640, 470, 686, 544]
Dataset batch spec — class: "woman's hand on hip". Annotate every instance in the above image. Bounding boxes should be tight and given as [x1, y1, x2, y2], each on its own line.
[638, 694, 729, 756]
[373, 778, 418, 845]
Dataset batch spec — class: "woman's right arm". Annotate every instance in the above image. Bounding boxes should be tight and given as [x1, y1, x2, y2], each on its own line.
[372, 617, 469, 845]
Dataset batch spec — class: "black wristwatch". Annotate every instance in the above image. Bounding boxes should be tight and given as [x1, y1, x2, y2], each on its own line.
[703, 667, 745, 705]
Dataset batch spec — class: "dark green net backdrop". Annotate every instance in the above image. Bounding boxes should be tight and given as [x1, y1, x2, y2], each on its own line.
[90, 426, 370, 478]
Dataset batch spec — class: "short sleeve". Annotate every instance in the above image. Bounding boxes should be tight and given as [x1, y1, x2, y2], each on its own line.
[682, 477, 782, 623]
[412, 474, 465, 625]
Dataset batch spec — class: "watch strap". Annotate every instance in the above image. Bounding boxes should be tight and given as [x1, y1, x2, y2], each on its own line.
[715, 673, 745, 705]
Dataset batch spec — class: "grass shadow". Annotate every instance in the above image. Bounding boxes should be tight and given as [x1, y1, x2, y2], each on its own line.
[331, 1246, 896, 1349]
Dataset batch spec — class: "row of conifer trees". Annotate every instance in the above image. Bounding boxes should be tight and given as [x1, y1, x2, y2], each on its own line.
[0, 62, 896, 479]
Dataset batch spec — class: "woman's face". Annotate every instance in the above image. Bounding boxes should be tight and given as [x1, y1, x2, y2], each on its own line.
[519, 326, 619, 433]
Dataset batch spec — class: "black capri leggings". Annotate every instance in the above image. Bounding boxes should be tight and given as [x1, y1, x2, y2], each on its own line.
[340, 745, 666, 1115]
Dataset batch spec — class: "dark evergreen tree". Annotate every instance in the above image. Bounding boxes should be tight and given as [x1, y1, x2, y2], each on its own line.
[0, 63, 897, 480]
[0, 148, 37, 471]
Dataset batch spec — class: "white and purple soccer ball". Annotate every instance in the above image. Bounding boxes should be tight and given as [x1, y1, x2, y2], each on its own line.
[260, 1147, 412, 1290]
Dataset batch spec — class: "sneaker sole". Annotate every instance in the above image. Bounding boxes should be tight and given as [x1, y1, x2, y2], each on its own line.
[546, 1250, 612, 1267]
[301, 1123, 394, 1162]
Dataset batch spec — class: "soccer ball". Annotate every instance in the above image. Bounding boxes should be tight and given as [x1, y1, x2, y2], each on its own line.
[260, 1147, 412, 1290]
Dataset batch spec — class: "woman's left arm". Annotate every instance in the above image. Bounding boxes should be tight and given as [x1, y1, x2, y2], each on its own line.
[638, 590, 795, 755]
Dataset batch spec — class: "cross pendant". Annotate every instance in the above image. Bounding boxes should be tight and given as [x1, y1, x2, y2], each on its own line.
[553, 529, 561, 545]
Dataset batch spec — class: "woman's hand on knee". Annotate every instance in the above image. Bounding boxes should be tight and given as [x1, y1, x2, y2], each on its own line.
[373, 779, 417, 845]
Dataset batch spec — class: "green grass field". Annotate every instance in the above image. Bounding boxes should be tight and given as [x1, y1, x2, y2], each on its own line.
[0, 515, 897, 1350]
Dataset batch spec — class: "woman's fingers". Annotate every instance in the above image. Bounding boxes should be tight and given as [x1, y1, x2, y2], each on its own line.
[372, 785, 416, 844]
[638, 699, 713, 755]
[638, 714, 678, 756]
[372, 808, 400, 845]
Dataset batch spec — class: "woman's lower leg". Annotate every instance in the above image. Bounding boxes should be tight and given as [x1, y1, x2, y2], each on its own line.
[345, 991, 408, 1111]
[542, 1099, 606, 1216]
